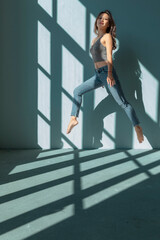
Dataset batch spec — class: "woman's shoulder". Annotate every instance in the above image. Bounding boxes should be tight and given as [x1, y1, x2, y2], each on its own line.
[102, 33, 112, 43]
[103, 32, 112, 39]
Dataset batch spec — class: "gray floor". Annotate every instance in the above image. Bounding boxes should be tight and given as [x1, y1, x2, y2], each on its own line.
[0, 149, 160, 240]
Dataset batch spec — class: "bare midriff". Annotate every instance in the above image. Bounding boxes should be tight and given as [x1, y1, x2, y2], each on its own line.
[94, 60, 108, 69]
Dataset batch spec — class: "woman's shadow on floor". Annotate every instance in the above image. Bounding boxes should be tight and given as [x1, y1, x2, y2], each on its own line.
[89, 45, 160, 149]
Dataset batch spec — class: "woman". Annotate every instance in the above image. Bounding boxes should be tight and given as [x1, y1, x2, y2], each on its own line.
[66, 9, 144, 144]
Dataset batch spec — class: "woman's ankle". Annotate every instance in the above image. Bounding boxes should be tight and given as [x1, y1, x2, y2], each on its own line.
[71, 116, 77, 120]
[134, 124, 141, 128]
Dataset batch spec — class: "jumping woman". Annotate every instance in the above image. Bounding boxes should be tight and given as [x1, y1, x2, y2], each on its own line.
[66, 9, 144, 144]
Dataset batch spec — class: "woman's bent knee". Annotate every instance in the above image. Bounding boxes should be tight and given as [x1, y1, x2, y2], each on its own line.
[73, 87, 79, 95]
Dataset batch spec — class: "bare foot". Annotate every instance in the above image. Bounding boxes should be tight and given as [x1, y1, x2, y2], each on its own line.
[66, 117, 78, 134]
[135, 125, 144, 143]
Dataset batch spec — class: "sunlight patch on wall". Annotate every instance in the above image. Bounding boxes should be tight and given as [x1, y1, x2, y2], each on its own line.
[94, 86, 109, 107]
[102, 113, 116, 148]
[38, 69, 51, 120]
[38, 21, 51, 74]
[89, 13, 96, 58]
[132, 60, 159, 149]
[94, 87, 116, 148]
[38, 0, 53, 17]
[61, 45, 83, 148]
[138, 60, 159, 123]
[37, 20, 51, 149]
[57, 0, 86, 50]
[38, 115, 50, 149]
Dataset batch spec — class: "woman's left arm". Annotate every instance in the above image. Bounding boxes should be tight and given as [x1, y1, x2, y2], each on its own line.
[105, 33, 116, 87]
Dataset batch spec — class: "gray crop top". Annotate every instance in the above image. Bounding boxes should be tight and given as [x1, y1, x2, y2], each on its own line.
[90, 35, 107, 62]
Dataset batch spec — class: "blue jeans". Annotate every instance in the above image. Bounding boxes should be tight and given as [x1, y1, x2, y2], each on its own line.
[71, 64, 140, 127]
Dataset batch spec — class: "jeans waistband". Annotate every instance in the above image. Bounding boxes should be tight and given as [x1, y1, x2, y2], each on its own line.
[94, 64, 108, 73]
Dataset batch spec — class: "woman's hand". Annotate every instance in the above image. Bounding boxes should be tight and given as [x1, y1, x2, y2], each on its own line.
[107, 73, 116, 87]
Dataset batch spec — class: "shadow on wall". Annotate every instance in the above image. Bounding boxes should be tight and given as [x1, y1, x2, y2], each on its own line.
[90, 45, 160, 149]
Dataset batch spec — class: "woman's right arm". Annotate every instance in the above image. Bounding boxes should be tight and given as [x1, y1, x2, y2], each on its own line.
[105, 34, 116, 87]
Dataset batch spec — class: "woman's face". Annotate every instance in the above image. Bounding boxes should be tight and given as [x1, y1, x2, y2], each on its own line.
[97, 13, 110, 30]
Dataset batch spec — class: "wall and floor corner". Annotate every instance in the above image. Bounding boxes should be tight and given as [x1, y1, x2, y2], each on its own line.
[0, 0, 160, 150]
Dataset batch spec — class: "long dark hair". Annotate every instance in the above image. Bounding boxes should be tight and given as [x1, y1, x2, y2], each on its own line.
[94, 10, 117, 50]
